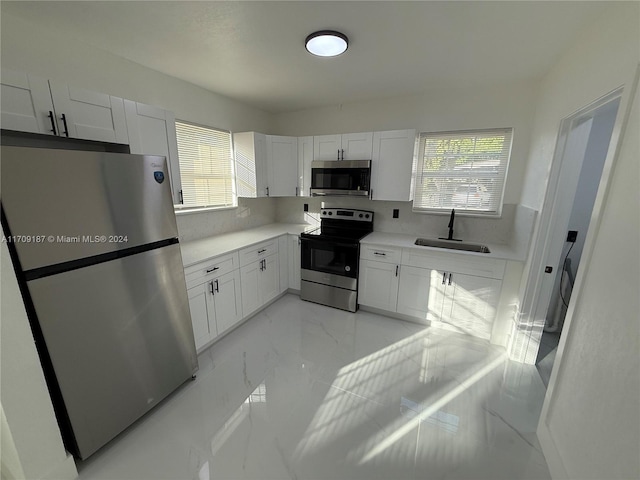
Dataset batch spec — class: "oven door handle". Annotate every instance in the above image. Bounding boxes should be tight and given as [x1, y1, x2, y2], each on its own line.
[300, 238, 358, 249]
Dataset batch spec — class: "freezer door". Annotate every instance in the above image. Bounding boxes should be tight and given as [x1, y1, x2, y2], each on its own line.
[26, 244, 197, 459]
[1, 145, 178, 271]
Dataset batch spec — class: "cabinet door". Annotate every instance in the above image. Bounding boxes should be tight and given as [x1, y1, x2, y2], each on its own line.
[298, 136, 314, 196]
[0, 70, 55, 135]
[235, 132, 269, 198]
[372, 130, 416, 201]
[443, 273, 502, 340]
[313, 134, 342, 161]
[341, 132, 373, 160]
[240, 261, 262, 317]
[212, 270, 243, 335]
[358, 259, 399, 311]
[49, 81, 129, 144]
[278, 235, 288, 294]
[188, 282, 214, 351]
[397, 265, 447, 322]
[267, 135, 298, 196]
[124, 100, 182, 205]
[288, 234, 301, 290]
[260, 254, 280, 304]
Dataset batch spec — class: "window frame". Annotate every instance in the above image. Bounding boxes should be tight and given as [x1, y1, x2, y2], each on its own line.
[412, 127, 513, 217]
[173, 120, 237, 212]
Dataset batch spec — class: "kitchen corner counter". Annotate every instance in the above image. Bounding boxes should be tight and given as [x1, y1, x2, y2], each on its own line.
[360, 232, 526, 262]
[180, 223, 313, 267]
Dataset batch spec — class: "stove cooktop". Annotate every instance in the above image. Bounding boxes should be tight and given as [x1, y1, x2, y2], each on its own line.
[301, 208, 374, 243]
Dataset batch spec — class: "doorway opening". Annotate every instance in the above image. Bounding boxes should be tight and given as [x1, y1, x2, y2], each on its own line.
[509, 87, 623, 370]
[534, 96, 621, 385]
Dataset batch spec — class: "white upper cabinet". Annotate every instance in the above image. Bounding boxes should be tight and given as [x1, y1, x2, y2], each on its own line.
[1, 69, 129, 144]
[48, 81, 128, 144]
[371, 129, 417, 201]
[234, 131, 269, 197]
[267, 135, 298, 196]
[313, 132, 373, 161]
[124, 100, 182, 205]
[297, 136, 313, 197]
[1, 70, 55, 135]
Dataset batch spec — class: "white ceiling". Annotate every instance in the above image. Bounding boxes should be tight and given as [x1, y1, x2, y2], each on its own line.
[2, 1, 610, 113]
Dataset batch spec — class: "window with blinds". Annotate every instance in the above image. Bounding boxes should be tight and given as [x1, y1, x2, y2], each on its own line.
[175, 121, 236, 210]
[412, 128, 513, 216]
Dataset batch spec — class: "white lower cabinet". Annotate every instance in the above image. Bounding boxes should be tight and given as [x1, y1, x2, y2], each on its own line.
[359, 260, 399, 311]
[288, 234, 301, 290]
[278, 235, 289, 294]
[187, 269, 242, 351]
[240, 240, 281, 318]
[360, 245, 505, 341]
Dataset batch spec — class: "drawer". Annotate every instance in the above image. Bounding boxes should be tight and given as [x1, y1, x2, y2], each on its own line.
[401, 248, 506, 279]
[184, 251, 239, 288]
[239, 239, 278, 267]
[360, 244, 402, 264]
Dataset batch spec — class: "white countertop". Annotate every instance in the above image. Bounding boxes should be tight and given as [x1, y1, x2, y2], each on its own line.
[360, 231, 524, 261]
[180, 223, 313, 267]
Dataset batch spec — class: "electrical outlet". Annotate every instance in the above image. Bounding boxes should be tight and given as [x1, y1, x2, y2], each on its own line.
[567, 230, 578, 243]
[393, 209, 399, 219]
[303, 203, 309, 212]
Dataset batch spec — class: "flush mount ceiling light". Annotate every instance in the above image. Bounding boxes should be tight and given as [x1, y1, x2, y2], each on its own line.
[305, 30, 349, 57]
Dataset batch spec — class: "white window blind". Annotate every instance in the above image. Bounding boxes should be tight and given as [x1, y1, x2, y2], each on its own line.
[175, 121, 236, 209]
[413, 128, 513, 215]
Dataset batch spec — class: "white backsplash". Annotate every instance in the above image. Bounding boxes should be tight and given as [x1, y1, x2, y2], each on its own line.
[276, 197, 536, 250]
[176, 197, 277, 243]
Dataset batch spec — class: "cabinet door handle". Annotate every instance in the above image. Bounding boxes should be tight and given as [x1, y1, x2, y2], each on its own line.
[374, 252, 386, 256]
[209, 281, 215, 295]
[60, 113, 69, 137]
[206, 266, 219, 274]
[178, 190, 184, 204]
[337, 149, 340, 160]
[47, 111, 58, 135]
[266, 187, 270, 197]
[442, 272, 447, 285]
[263, 259, 266, 270]
[341, 149, 345, 160]
[448, 273, 453, 285]
[295, 187, 298, 196]
[298, 236, 301, 245]
[214, 279, 219, 293]
[395, 265, 399, 277]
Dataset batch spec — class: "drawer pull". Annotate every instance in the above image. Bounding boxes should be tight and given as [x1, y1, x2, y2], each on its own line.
[258, 249, 267, 254]
[374, 252, 386, 256]
[206, 266, 220, 273]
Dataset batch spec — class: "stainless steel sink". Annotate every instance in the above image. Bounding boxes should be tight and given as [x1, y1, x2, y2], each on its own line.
[414, 238, 491, 253]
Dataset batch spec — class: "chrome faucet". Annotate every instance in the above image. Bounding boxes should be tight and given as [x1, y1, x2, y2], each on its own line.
[439, 209, 462, 241]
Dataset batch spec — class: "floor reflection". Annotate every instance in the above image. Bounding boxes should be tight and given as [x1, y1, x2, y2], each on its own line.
[78, 294, 550, 480]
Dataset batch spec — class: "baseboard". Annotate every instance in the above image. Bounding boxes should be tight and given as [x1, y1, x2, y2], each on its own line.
[537, 419, 569, 479]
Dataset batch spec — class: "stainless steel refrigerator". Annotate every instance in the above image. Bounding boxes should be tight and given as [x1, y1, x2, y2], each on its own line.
[1, 145, 198, 460]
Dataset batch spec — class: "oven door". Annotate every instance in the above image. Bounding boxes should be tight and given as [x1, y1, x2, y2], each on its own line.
[301, 237, 359, 280]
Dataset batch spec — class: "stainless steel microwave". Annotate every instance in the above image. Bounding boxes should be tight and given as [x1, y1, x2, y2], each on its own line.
[310, 160, 371, 197]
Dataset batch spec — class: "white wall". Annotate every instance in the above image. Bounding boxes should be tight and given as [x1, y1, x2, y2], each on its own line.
[1, 244, 78, 480]
[523, 3, 640, 479]
[273, 81, 538, 207]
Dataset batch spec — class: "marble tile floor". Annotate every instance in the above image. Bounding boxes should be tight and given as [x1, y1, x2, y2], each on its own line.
[77, 294, 551, 480]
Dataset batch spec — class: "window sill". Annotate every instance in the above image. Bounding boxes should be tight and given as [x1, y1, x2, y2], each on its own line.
[174, 205, 238, 215]
[412, 208, 503, 219]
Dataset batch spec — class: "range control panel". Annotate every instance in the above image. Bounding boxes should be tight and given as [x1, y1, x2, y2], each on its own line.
[320, 208, 373, 222]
